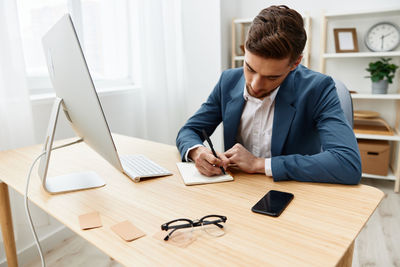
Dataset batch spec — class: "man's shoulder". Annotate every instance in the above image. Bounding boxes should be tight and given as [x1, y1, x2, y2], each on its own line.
[221, 67, 244, 81]
[293, 65, 333, 85]
[284, 65, 335, 97]
[218, 67, 245, 90]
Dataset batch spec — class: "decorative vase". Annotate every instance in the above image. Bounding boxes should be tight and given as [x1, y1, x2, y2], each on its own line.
[372, 80, 388, 94]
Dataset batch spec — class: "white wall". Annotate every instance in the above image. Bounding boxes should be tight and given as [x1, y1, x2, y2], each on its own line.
[220, 0, 239, 71]
[180, 0, 224, 151]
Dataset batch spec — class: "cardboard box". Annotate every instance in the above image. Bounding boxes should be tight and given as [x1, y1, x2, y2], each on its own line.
[358, 139, 390, 176]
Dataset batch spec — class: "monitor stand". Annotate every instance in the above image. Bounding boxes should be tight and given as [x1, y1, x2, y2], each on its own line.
[38, 97, 106, 194]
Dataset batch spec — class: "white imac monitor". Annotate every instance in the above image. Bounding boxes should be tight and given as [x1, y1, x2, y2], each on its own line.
[38, 14, 124, 193]
[39, 14, 171, 194]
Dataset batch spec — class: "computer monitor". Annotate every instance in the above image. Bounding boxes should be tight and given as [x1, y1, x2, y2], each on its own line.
[39, 14, 124, 193]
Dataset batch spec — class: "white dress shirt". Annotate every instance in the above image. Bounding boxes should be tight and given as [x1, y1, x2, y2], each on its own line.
[185, 85, 279, 177]
[236, 85, 279, 176]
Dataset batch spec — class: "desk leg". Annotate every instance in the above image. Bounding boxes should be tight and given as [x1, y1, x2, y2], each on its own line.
[0, 182, 18, 267]
[336, 241, 354, 267]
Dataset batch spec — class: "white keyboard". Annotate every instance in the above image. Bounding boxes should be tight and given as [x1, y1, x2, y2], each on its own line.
[120, 154, 172, 182]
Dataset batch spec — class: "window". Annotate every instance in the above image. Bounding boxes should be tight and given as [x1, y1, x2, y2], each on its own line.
[16, 0, 134, 94]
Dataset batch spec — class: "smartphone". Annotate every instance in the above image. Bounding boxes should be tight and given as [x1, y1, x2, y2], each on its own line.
[251, 190, 294, 217]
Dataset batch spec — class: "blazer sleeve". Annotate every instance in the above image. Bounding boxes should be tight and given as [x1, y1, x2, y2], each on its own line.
[176, 72, 225, 161]
[271, 78, 362, 185]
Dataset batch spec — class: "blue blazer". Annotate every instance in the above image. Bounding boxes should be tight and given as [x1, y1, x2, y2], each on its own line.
[176, 65, 361, 184]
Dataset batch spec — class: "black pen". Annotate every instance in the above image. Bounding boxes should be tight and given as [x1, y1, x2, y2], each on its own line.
[201, 129, 226, 175]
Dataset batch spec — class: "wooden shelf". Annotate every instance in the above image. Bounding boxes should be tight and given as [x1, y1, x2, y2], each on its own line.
[325, 7, 400, 19]
[355, 133, 400, 141]
[233, 18, 252, 24]
[362, 169, 396, 181]
[323, 51, 400, 58]
[351, 94, 400, 100]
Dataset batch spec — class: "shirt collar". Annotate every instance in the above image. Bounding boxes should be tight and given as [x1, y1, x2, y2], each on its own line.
[243, 84, 280, 103]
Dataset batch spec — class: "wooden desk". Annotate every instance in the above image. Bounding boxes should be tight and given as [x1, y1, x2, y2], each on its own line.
[0, 134, 384, 266]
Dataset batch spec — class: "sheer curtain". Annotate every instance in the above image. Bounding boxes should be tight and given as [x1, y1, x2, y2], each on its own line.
[0, 0, 49, 258]
[134, 0, 187, 145]
[0, 0, 35, 150]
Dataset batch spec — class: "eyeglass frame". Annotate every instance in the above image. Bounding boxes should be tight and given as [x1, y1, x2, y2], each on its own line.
[161, 214, 227, 241]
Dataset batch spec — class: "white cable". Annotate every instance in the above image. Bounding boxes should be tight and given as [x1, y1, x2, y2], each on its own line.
[24, 138, 83, 267]
[24, 151, 47, 267]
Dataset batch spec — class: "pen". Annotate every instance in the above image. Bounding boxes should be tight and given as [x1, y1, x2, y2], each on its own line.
[201, 129, 226, 175]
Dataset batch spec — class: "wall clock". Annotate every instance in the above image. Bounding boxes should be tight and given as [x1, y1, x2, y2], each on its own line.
[365, 22, 400, 52]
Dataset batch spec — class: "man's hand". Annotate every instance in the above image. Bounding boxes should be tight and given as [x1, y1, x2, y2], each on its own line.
[224, 143, 265, 174]
[188, 146, 229, 176]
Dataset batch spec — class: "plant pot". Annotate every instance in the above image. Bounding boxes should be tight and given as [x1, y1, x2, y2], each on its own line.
[372, 80, 388, 94]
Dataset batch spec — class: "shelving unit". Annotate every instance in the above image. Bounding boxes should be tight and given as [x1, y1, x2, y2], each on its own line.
[320, 8, 400, 192]
[231, 14, 311, 68]
[323, 51, 400, 59]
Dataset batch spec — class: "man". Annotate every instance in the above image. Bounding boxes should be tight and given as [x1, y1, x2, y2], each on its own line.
[176, 5, 361, 184]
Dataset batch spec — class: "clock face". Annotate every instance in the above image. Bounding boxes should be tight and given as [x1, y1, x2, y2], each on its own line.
[365, 22, 400, 52]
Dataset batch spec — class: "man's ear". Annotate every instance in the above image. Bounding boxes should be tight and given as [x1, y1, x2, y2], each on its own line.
[290, 55, 303, 71]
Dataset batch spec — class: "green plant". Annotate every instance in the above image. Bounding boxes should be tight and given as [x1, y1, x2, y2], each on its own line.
[365, 58, 399, 83]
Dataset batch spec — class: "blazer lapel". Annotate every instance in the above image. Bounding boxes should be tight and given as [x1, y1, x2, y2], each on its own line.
[224, 75, 245, 150]
[271, 71, 297, 156]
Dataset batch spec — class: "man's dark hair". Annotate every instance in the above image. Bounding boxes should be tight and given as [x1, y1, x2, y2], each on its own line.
[245, 5, 307, 64]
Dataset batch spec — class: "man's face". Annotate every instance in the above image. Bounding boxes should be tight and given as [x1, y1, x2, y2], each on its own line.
[243, 50, 301, 99]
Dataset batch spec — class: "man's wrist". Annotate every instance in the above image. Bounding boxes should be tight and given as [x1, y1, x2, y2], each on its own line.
[185, 144, 204, 161]
[188, 145, 204, 161]
[253, 157, 266, 173]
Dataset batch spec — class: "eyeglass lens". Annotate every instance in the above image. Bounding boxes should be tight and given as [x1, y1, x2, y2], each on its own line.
[165, 220, 194, 243]
[201, 216, 226, 237]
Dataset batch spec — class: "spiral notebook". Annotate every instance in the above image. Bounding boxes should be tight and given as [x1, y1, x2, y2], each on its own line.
[176, 162, 234, 186]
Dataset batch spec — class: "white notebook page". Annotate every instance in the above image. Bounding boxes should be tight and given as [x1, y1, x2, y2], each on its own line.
[176, 162, 234, 186]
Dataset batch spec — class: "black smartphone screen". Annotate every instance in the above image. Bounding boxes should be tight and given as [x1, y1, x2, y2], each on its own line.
[251, 190, 294, 217]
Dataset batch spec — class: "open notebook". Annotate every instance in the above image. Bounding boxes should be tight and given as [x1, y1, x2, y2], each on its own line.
[176, 162, 234, 186]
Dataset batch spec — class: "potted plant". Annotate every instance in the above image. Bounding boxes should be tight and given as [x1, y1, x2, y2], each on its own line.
[365, 58, 399, 94]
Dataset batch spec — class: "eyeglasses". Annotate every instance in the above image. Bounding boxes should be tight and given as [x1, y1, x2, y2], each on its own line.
[161, 214, 227, 241]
